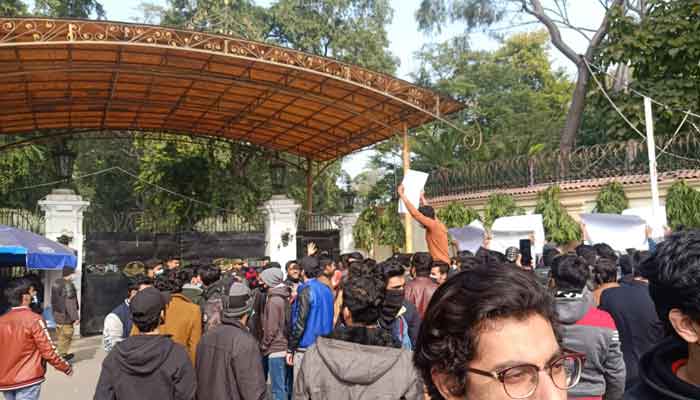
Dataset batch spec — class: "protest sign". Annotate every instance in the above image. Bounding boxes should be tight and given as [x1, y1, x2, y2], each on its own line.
[398, 169, 429, 214]
[580, 213, 648, 251]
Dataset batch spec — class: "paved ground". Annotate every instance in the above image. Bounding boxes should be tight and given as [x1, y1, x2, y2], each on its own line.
[42, 335, 105, 400]
[41, 335, 273, 400]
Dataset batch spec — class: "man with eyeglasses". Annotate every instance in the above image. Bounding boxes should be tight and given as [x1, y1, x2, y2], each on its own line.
[414, 262, 585, 400]
[551, 255, 626, 400]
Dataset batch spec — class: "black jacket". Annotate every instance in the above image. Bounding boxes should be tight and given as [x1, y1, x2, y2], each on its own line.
[599, 280, 664, 388]
[625, 338, 700, 400]
[195, 314, 266, 400]
[94, 335, 196, 400]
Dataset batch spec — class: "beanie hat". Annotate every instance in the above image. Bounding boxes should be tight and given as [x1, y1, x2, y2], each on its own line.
[62, 266, 75, 277]
[225, 282, 252, 318]
[260, 268, 284, 288]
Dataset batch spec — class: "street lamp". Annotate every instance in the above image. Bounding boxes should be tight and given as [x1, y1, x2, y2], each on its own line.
[341, 181, 355, 213]
[52, 140, 76, 184]
[270, 153, 287, 195]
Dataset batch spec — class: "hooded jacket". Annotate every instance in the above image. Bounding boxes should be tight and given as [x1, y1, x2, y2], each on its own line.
[555, 291, 626, 400]
[195, 314, 266, 400]
[261, 284, 291, 356]
[293, 327, 423, 400]
[94, 334, 196, 400]
[625, 338, 700, 400]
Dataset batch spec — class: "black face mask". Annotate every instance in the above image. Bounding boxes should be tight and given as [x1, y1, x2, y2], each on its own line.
[382, 288, 405, 319]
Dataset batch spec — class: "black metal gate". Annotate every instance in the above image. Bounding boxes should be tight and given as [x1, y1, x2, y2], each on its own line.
[296, 212, 340, 259]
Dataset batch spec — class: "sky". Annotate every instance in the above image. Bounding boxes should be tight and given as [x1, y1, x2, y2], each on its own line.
[96, 0, 605, 177]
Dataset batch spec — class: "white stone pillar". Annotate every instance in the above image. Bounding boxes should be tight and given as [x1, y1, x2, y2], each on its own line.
[38, 189, 90, 313]
[336, 212, 360, 254]
[260, 195, 301, 267]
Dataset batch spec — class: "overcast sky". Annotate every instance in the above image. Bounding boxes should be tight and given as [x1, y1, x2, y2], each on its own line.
[96, 0, 605, 177]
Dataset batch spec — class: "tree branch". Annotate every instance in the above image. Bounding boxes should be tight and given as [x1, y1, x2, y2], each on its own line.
[525, 0, 579, 63]
[585, 0, 625, 59]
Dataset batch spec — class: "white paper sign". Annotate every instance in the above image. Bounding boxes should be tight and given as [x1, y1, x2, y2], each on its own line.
[449, 224, 485, 254]
[490, 214, 546, 255]
[398, 169, 429, 214]
[622, 207, 667, 239]
[580, 213, 648, 251]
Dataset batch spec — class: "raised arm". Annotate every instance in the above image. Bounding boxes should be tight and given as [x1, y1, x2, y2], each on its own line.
[398, 185, 434, 228]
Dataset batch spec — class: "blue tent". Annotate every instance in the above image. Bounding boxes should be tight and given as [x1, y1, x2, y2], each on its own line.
[0, 225, 77, 270]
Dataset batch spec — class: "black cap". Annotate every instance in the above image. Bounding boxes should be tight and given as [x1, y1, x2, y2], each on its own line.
[130, 287, 168, 325]
[300, 256, 320, 276]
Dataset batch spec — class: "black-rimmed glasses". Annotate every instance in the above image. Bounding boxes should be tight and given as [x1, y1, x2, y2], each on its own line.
[467, 350, 586, 399]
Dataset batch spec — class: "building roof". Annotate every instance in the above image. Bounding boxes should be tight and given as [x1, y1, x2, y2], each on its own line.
[0, 18, 465, 161]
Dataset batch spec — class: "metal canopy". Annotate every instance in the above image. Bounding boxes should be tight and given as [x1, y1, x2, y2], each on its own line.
[0, 18, 465, 161]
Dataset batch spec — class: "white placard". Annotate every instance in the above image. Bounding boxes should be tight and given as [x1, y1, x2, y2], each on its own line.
[490, 214, 545, 255]
[449, 224, 485, 254]
[580, 213, 648, 251]
[398, 169, 429, 214]
[622, 206, 667, 239]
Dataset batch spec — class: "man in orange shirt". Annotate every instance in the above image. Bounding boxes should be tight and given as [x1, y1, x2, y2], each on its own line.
[398, 184, 450, 264]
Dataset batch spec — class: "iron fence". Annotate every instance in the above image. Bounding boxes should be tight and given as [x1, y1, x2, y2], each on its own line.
[425, 133, 700, 197]
[0, 208, 45, 234]
[297, 210, 339, 232]
[84, 210, 264, 234]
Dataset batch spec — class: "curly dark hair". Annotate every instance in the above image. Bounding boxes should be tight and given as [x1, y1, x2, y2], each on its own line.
[592, 258, 618, 285]
[640, 230, 700, 336]
[154, 269, 185, 293]
[413, 263, 558, 400]
[343, 274, 384, 325]
[594, 243, 617, 262]
[576, 244, 597, 266]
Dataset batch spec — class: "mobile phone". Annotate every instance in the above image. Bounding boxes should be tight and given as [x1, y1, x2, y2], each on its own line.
[519, 239, 532, 267]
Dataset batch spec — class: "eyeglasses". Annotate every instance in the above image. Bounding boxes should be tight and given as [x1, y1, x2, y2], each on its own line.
[467, 350, 586, 399]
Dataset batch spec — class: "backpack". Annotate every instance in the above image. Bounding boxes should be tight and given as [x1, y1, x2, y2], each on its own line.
[392, 315, 413, 350]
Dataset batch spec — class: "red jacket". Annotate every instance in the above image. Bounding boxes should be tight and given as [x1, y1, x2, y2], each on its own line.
[404, 277, 438, 319]
[0, 307, 72, 390]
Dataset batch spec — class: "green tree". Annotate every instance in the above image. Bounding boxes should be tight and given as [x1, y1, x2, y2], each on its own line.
[268, 0, 398, 73]
[437, 201, 480, 228]
[535, 185, 580, 244]
[34, 0, 106, 18]
[412, 30, 571, 162]
[483, 193, 523, 228]
[594, 182, 628, 214]
[1, 0, 28, 16]
[666, 181, 700, 230]
[599, 0, 700, 141]
[415, 0, 634, 156]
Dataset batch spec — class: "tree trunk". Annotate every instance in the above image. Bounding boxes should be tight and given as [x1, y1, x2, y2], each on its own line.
[560, 60, 591, 156]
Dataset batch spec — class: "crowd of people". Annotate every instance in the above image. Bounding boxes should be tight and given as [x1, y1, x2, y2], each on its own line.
[0, 188, 700, 400]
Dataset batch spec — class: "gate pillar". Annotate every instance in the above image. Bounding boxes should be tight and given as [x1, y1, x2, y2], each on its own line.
[38, 189, 90, 313]
[336, 212, 360, 254]
[260, 195, 301, 268]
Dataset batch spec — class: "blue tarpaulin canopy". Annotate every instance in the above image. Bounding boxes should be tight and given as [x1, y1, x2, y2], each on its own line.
[0, 225, 77, 270]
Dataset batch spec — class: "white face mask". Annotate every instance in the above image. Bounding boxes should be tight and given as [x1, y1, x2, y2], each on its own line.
[155, 269, 165, 276]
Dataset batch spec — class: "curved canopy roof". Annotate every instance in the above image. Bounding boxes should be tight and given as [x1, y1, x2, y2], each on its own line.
[0, 18, 465, 161]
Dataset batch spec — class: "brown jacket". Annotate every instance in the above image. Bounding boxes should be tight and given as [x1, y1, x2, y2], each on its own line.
[196, 315, 266, 400]
[260, 285, 290, 356]
[51, 278, 79, 325]
[0, 307, 72, 391]
[404, 277, 437, 319]
[131, 293, 202, 365]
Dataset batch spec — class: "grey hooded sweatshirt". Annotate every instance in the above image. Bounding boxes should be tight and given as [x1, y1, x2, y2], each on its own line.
[555, 291, 626, 400]
[293, 335, 423, 400]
